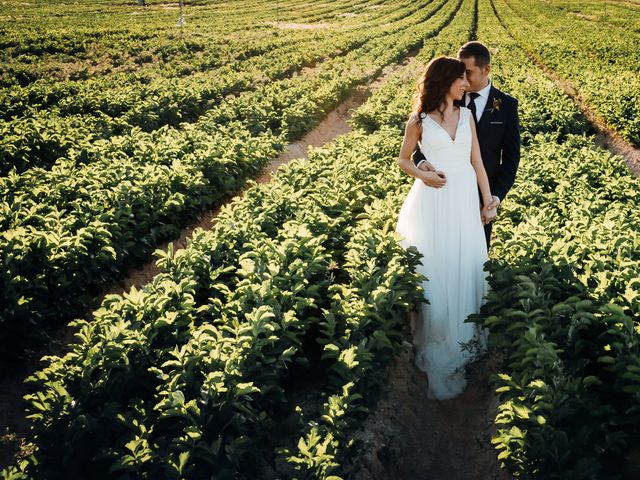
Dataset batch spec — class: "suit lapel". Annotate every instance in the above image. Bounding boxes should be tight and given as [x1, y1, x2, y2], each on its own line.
[477, 86, 497, 133]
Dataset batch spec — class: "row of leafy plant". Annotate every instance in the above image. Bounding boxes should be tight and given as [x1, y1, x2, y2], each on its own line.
[0, 0, 419, 121]
[0, 98, 429, 480]
[540, 0, 640, 31]
[0, 0, 438, 174]
[0, 0, 462, 362]
[0, 0, 384, 86]
[0, 1, 476, 477]
[491, 0, 640, 146]
[469, 1, 640, 478]
[0, 0, 445, 174]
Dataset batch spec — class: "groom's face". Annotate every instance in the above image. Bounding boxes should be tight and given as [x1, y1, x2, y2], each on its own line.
[459, 56, 490, 93]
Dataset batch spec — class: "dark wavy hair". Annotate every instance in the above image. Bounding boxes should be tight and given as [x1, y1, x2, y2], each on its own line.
[458, 41, 491, 68]
[412, 56, 466, 122]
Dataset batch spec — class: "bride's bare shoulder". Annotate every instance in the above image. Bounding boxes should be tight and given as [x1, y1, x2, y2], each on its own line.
[407, 111, 425, 125]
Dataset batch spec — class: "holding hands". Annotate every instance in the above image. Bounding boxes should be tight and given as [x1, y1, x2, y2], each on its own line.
[481, 204, 497, 224]
[417, 159, 501, 225]
[481, 196, 500, 224]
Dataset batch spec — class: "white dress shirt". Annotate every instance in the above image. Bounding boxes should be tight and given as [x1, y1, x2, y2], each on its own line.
[465, 78, 492, 122]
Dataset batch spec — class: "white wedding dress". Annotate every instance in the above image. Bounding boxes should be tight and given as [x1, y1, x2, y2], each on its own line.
[396, 106, 490, 400]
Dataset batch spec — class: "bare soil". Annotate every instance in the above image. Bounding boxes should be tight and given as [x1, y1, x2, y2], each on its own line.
[538, 66, 640, 176]
[571, 12, 597, 20]
[349, 312, 515, 480]
[263, 21, 330, 30]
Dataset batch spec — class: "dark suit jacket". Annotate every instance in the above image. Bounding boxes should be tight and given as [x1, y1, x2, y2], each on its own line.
[412, 85, 520, 203]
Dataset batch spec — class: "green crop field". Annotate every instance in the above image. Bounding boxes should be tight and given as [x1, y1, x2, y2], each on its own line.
[1, 1, 639, 479]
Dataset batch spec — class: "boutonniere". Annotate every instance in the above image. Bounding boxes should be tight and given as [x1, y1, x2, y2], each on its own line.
[492, 97, 502, 111]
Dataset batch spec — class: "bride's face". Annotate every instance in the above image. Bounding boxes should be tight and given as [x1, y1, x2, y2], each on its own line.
[448, 73, 470, 101]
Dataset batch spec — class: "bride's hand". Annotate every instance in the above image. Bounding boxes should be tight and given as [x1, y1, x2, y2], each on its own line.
[421, 170, 446, 188]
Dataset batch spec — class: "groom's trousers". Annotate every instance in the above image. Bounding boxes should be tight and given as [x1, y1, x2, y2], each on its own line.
[484, 222, 492, 251]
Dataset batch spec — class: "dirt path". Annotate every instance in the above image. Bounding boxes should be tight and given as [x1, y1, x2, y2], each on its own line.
[349, 310, 514, 480]
[528, 59, 640, 176]
[97, 81, 383, 301]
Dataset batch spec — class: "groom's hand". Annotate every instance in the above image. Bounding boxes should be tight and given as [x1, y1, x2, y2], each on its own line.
[421, 170, 446, 188]
[417, 160, 435, 172]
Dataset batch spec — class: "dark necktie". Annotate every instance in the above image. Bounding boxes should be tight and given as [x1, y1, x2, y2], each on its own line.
[467, 92, 480, 124]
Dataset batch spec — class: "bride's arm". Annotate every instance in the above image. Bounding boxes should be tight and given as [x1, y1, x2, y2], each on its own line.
[398, 113, 445, 187]
[469, 115, 493, 207]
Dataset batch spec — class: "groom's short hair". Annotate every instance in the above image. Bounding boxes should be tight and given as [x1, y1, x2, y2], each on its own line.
[458, 41, 491, 68]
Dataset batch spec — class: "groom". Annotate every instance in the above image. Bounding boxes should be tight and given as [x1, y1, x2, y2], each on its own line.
[413, 41, 521, 249]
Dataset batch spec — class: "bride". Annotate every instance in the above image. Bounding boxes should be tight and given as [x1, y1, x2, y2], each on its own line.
[395, 56, 494, 400]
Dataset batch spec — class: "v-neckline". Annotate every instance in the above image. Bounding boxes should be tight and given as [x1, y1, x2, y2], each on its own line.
[426, 109, 462, 142]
